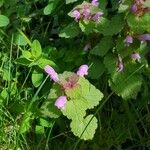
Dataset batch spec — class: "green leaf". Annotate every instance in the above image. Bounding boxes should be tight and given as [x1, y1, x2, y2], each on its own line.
[0, 15, 9, 27]
[14, 33, 28, 46]
[104, 53, 117, 74]
[102, 14, 124, 36]
[15, 57, 31, 66]
[40, 100, 61, 118]
[99, 0, 108, 11]
[35, 126, 44, 134]
[32, 70, 43, 87]
[90, 36, 114, 56]
[22, 50, 33, 61]
[0, 0, 4, 7]
[109, 64, 143, 99]
[44, 3, 54, 15]
[0, 89, 8, 103]
[39, 118, 53, 127]
[96, 17, 110, 33]
[118, 4, 129, 13]
[66, 0, 77, 4]
[40, 84, 62, 118]
[70, 115, 97, 140]
[36, 57, 56, 69]
[59, 23, 80, 38]
[127, 13, 150, 33]
[62, 97, 87, 120]
[31, 40, 42, 58]
[20, 112, 32, 133]
[88, 60, 105, 79]
[79, 20, 96, 34]
[79, 77, 104, 109]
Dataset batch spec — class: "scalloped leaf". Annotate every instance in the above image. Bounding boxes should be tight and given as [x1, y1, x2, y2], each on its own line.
[62, 98, 87, 120]
[127, 13, 150, 33]
[109, 64, 143, 99]
[102, 14, 124, 36]
[59, 23, 80, 38]
[88, 59, 105, 79]
[90, 36, 114, 56]
[78, 77, 104, 109]
[104, 53, 117, 74]
[70, 115, 97, 140]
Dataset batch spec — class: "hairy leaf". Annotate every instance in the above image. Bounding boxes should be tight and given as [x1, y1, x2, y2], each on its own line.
[70, 115, 97, 140]
[90, 36, 114, 56]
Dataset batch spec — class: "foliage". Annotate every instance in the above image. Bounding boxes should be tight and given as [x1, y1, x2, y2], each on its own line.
[0, 0, 150, 149]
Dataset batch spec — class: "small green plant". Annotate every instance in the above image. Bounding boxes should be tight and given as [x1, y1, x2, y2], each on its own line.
[0, 0, 150, 149]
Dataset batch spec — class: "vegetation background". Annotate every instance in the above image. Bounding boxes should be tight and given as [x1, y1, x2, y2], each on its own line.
[0, 0, 150, 149]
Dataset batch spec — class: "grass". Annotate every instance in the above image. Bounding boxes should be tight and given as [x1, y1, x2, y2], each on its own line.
[0, 1, 150, 149]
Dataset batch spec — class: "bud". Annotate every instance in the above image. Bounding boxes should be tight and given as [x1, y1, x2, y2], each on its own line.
[124, 35, 133, 47]
[91, 0, 99, 6]
[54, 96, 67, 109]
[131, 53, 141, 62]
[77, 65, 89, 77]
[44, 65, 59, 82]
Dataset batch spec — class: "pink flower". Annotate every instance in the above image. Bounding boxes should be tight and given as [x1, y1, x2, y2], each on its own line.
[77, 64, 89, 77]
[91, 0, 99, 6]
[44, 65, 59, 82]
[72, 10, 81, 21]
[131, 53, 141, 61]
[131, 3, 138, 13]
[83, 8, 91, 19]
[92, 12, 103, 21]
[54, 96, 67, 109]
[124, 35, 133, 47]
[137, 34, 150, 41]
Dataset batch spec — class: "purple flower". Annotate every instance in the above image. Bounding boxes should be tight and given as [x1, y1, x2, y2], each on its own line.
[91, 0, 99, 6]
[131, 53, 141, 61]
[77, 64, 89, 77]
[55, 96, 67, 109]
[72, 10, 81, 21]
[44, 65, 59, 82]
[131, 3, 138, 13]
[83, 8, 91, 19]
[84, 43, 91, 51]
[137, 34, 150, 41]
[117, 62, 124, 72]
[124, 35, 133, 47]
[92, 12, 103, 21]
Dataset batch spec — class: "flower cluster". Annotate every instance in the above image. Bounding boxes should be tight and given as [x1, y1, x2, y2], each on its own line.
[130, 0, 150, 16]
[71, 0, 103, 22]
[44, 64, 89, 109]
